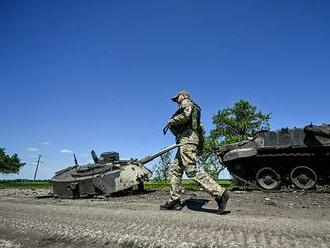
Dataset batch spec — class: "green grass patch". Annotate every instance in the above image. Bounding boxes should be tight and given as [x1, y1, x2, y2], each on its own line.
[0, 180, 52, 189]
[145, 179, 232, 190]
[0, 179, 232, 191]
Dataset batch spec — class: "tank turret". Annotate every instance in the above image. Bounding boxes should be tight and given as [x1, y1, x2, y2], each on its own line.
[52, 144, 179, 198]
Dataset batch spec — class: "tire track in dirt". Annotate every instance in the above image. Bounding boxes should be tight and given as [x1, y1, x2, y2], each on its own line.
[0, 199, 330, 248]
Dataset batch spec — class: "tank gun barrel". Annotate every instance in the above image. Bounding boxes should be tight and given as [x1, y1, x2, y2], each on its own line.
[139, 144, 180, 165]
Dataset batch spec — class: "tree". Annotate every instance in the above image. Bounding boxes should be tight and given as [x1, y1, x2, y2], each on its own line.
[153, 151, 172, 182]
[0, 148, 23, 174]
[199, 99, 271, 179]
[210, 99, 271, 145]
[197, 153, 222, 180]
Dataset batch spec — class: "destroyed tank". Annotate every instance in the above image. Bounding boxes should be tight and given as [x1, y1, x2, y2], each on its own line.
[53, 144, 179, 198]
[218, 124, 330, 190]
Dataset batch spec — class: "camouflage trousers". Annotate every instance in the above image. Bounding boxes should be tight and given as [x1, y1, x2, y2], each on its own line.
[168, 143, 225, 202]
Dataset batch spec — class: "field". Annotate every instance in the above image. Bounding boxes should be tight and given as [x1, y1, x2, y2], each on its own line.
[0, 179, 232, 190]
[145, 179, 232, 190]
[0, 180, 52, 189]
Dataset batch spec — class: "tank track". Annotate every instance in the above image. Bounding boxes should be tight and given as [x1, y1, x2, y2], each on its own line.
[226, 151, 330, 192]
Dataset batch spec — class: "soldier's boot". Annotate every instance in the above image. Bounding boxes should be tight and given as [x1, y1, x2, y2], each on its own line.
[160, 199, 182, 211]
[215, 189, 230, 214]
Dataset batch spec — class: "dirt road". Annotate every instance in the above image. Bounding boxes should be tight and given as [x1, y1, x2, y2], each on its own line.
[0, 189, 329, 248]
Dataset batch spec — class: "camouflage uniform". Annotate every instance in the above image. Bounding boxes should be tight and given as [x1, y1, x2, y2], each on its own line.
[167, 98, 225, 202]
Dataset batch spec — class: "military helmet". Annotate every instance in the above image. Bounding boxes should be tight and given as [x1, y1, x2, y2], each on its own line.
[171, 90, 190, 102]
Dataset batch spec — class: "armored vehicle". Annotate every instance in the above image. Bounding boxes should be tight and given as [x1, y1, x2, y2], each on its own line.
[218, 124, 330, 190]
[53, 144, 179, 198]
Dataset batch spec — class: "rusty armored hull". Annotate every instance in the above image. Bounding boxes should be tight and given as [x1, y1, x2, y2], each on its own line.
[218, 124, 330, 190]
[53, 144, 179, 198]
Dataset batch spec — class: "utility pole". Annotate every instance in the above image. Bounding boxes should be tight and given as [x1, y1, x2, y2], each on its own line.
[33, 154, 42, 181]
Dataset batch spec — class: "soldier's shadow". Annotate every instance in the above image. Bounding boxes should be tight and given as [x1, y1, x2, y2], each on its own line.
[182, 198, 231, 215]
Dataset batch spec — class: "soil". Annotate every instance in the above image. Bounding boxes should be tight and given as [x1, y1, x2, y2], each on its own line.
[0, 188, 330, 247]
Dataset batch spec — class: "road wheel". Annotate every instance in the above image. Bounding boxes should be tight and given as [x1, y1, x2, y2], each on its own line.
[290, 166, 317, 190]
[256, 167, 281, 190]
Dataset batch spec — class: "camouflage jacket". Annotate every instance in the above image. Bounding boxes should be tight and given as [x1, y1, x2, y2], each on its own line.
[168, 98, 200, 145]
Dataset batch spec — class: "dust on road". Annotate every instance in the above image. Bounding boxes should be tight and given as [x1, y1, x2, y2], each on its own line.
[0, 189, 329, 248]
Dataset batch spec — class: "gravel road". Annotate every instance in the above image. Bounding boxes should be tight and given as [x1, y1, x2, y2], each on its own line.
[0, 189, 330, 248]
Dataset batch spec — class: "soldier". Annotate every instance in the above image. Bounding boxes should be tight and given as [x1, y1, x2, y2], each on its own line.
[160, 91, 230, 214]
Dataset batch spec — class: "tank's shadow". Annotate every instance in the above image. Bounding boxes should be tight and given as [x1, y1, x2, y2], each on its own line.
[182, 198, 231, 215]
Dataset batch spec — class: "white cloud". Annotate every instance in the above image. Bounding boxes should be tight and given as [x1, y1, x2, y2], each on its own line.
[41, 142, 51, 146]
[61, 149, 73, 154]
[27, 147, 39, 152]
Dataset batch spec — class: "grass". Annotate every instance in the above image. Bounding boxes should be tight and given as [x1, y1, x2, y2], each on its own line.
[145, 179, 232, 190]
[0, 179, 232, 190]
[0, 180, 52, 189]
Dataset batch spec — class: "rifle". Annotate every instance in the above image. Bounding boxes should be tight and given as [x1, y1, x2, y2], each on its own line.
[163, 124, 169, 135]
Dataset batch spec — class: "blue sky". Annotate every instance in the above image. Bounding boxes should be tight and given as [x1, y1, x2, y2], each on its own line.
[1, 0, 329, 179]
